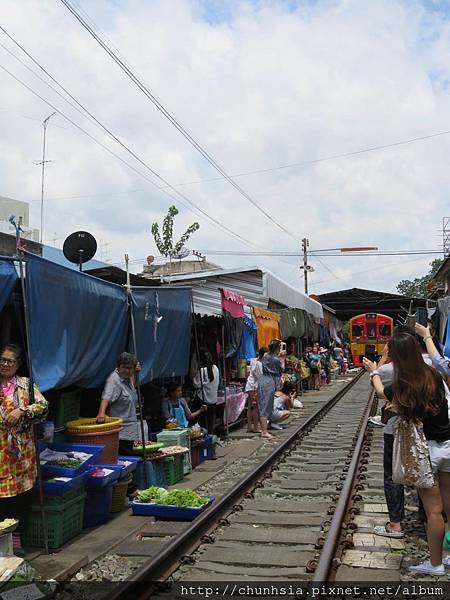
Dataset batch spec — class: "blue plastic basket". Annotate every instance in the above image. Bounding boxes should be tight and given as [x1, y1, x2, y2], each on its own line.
[130, 497, 214, 520]
[133, 459, 166, 489]
[199, 435, 215, 462]
[40, 443, 105, 478]
[85, 464, 123, 488]
[37, 472, 86, 496]
[83, 481, 115, 528]
[117, 455, 141, 480]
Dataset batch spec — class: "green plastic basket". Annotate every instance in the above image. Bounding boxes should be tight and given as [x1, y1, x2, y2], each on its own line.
[51, 389, 81, 429]
[24, 492, 86, 549]
[163, 455, 184, 485]
[33, 486, 83, 507]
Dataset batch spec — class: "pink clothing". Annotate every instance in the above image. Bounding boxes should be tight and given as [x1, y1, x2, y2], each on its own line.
[221, 288, 245, 318]
[1, 378, 17, 398]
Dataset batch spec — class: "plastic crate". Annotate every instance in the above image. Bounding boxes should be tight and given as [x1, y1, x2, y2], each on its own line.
[51, 389, 81, 429]
[163, 455, 184, 485]
[117, 455, 141, 480]
[85, 464, 123, 488]
[40, 443, 104, 478]
[199, 435, 215, 463]
[32, 485, 84, 507]
[130, 497, 214, 520]
[36, 472, 86, 497]
[133, 459, 166, 489]
[83, 482, 115, 528]
[24, 491, 86, 549]
[156, 429, 190, 447]
[111, 477, 132, 513]
[191, 445, 201, 469]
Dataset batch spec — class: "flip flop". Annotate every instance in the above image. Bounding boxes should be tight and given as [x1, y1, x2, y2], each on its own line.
[373, 523, 404, 538]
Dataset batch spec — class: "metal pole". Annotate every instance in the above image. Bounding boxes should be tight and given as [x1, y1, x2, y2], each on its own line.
[125, 254, 148, 488]
[221, 325, 229, 441]
[302, 237, 309, 295]
[39, 112, 56, 245]
[17, 250, 49, 554]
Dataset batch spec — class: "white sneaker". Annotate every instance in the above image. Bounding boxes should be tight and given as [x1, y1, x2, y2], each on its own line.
[368, 416, 384, 427]
[443, 556, 450, 568]
[409, 561, 445, 576]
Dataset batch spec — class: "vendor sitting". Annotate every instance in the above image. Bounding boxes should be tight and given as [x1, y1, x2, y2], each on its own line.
[269, 381, 294, 430]
[162, 382, 206, 428]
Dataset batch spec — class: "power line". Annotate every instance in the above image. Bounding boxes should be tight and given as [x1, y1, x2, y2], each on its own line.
[59, 0, 301, 243]
[0, 33, 259, 249]
[195, 249, 442, 257]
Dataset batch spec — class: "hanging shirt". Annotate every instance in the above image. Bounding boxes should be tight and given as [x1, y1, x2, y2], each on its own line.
[102, 370, 140, 441]
[193, 365, 220, 405]
[0, 376, 48, 498]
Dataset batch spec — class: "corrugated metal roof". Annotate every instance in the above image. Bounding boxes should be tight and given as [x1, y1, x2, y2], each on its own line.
[163, 266, 323, 320]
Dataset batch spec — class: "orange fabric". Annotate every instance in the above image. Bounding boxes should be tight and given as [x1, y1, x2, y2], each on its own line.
[252, 307, 281, 350]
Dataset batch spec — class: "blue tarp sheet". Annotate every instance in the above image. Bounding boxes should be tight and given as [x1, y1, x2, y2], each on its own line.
[0, 257, 18, 313]
[25, 254, 128, 391]
[131, 287, 192, 383]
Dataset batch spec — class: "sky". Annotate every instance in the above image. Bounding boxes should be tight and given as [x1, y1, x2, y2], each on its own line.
[1, 0, 449, 295]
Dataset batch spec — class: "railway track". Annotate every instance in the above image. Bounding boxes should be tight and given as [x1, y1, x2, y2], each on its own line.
[93, 371, 376, 599]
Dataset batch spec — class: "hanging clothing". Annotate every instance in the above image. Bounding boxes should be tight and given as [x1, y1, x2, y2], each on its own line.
[238, 316, 257, 360]
[252, 307, 281, 349]
[193, 365, 220, 405]
[279, 309, 296, 339]
[220, 289, 245, 318]
[223, 312, 244, 358]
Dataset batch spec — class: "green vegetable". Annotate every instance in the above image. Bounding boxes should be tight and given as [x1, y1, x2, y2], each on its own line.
[161, 489, 208, 508]
[136, 486, 208, 508]
[46, 458, 81, 468]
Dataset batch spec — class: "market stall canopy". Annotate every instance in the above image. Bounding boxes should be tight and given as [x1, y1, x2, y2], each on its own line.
[317, 288, 428, 322]
[165, 266, 323, 321]
[0, 256, 17, 313]
[25, 253, 128, 391]
[131, 287, 192, 383]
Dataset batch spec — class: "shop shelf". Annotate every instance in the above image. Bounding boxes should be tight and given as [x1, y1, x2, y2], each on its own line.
[130, 497, 214, 520]
[24, 492, 86, 549]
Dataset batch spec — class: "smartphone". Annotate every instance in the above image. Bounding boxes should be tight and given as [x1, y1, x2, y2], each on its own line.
[280, 342, 286, 353]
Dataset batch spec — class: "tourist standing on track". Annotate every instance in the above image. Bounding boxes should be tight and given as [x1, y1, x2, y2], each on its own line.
[364, 333, 450, 576]
[308, 344, 322, 391]
[244, 347, 266, 434]
[258, 340, 284, 439]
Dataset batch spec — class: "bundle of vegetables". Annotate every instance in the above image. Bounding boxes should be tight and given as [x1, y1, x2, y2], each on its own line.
[136, 486, 208, 508]
[45, 458, 81, 468]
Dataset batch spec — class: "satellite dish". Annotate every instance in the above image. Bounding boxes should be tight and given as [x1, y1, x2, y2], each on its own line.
[147, 255, 155, 265]
[63, 231, 97, 272]
[172, 247, 190, 260]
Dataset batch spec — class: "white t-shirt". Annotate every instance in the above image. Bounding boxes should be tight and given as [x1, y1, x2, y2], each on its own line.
[193, 365, 220, 405]
[245, 359, 263, 392]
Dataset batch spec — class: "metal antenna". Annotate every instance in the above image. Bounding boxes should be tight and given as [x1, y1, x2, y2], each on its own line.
[36, 112, 56, 244]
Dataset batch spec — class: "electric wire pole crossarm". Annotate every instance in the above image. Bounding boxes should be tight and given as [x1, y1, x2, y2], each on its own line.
[300, 241, 378, 295]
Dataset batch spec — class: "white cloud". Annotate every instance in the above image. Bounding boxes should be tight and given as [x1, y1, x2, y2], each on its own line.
[0, 0, 448, 289]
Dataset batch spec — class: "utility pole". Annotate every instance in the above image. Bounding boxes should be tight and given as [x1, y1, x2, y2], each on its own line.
[302, 237, 309, 295]
[37, 112, 56, 244]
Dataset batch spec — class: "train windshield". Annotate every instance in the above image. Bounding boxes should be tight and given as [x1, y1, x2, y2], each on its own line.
[352, 324, 364, 338]
[379, 324, 392, 337]
[367, 323, 376, 338]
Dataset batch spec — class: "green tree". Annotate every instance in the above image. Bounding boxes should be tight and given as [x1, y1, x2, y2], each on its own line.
[396, 258, 443, 298]
[151, 206, 200, 258]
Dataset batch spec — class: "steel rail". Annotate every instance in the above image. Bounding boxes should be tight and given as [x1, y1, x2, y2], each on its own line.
[107, 371, 366, 600]
[312, 384, 376, 581]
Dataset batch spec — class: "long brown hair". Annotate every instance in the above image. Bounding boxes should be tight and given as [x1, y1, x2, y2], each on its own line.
[388, 333, 443, 420]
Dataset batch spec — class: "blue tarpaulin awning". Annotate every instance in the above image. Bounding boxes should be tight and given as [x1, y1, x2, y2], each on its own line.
[131, 287, 192, 383]
[0, 257, 18, 313]
[26, 253, 129, 391]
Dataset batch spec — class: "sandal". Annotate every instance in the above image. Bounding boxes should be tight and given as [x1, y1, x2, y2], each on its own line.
[373, 523, 404, 538]
[260, 432, 275, 439]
